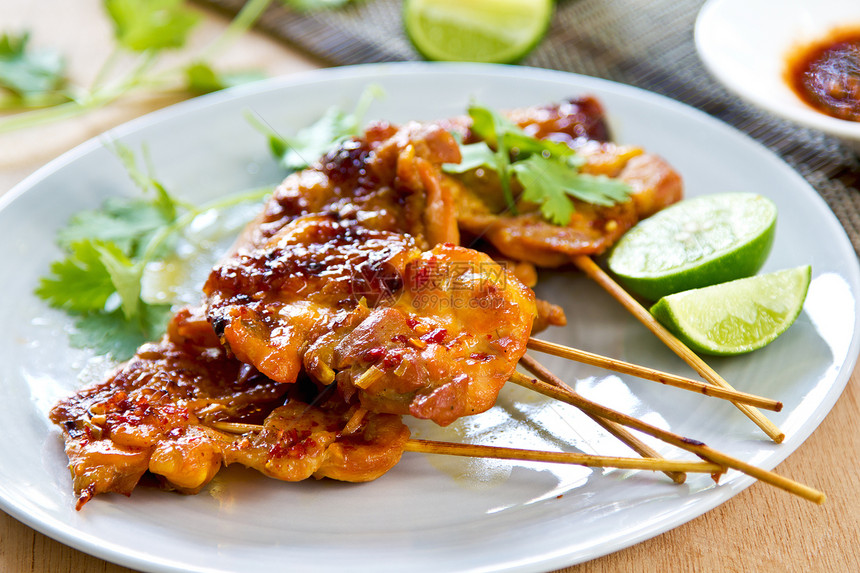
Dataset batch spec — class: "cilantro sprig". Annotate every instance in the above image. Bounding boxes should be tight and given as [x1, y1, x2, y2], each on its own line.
[0, 0, 273, 133]
[444, 104, 632, 226]
[36, 144, 271, 359]
[249, 84, 383, 172]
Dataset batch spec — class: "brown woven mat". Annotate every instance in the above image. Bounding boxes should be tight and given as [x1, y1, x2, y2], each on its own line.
[199, 0, 860, 255]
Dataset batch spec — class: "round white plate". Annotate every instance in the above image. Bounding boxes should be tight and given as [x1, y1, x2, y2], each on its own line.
[695, 0, 860, 150]
[1, 63, 858, 573]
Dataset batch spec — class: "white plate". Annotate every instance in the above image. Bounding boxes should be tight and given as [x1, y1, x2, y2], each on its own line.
[695, 0, 860, 151]
[1, 63, 858, 573]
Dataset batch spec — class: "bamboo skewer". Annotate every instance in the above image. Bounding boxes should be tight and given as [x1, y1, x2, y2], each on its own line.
[576, 408, 686, 484]
[514, 356, 825, 504]
[526, 338, 782, 412]
[403, 440, 723, 474]
[519, 355, 686, 484]
[208, 422, 723, 475]
[572, 255, 785, 443]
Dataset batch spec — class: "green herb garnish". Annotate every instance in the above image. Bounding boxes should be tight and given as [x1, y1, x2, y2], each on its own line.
[444, 104, 631, 225]
[249, 84, 384, 172]
[0, 32, 70, 109]
[0, 0, 274, 134]
[185, 62, 266, 95]
[104, 0, 199, 52]
[35, 143, 271, 359]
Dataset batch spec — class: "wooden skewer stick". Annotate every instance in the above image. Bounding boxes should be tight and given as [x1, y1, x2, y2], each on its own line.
[572, 255, 785, 443]
[526, 338, 782, 412]
[514, 356, 825, 504]
[518, 355, 686, 484]
[208, 422, 722, 474]
[220, 381, 687, 484]
[403, 439, 723, 474]
[578, 410, 686, 484]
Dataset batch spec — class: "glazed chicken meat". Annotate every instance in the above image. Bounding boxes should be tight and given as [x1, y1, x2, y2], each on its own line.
[51, 308, 411, 509]
[205, 215, 536, 426]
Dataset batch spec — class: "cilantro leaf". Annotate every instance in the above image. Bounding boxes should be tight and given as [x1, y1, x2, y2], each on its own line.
[57, 197, 174, 257]
[94, 242, 144, 320]
[35, 143, 274, 359]
[71, 304, 172, 360]
[467, 104, 513, 149]
[112, 144, 176, 207]
[251, 84, 384, 172]
[511, 155, 631, 225]
[442, 142, 496, 174]
[0, 32, 69, 106]
[250, 105, 360, 172]
[35, 240, 116, 313]
[185, 61, 265, 95]
[59, 143, 184, 259]
[282, 106, 358, 171]
[454, 103, 631, 225]
[111, 142, 182, 223]
[467, 104, 575, 161]
[104, 0, 199, 52]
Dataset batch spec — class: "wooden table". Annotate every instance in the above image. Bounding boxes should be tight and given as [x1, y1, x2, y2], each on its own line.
[1, 1, 858, 571]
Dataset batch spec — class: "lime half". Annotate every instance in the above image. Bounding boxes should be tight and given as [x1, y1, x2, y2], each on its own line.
[607, 193, 778, 301]
[650, 266, 811, 356]
[403, 0, 554, 64]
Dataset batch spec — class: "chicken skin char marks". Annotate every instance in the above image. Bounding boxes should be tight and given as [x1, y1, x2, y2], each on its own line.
[442, 96, 684, 267]
[204, 215, 537, 426]
[240, 121, 462, 253]
[50, 307, 410, 509]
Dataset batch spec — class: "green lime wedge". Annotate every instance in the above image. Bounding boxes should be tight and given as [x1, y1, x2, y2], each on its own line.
[403, 0, 554, 64]
[649, 266, 811, 356]
[607, 193, 778, 301]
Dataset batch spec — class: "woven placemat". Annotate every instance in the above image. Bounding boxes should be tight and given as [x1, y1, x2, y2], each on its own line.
[199, 0, 860, 256]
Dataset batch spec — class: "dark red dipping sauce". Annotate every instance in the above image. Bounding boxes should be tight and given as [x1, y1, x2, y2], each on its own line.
[786, 28, 860, 122]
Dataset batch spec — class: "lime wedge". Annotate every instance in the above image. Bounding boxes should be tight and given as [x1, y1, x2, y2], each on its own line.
[649, 266, 811, 356]
[607, 193, 777, 301]
[403, 0, 554, 64]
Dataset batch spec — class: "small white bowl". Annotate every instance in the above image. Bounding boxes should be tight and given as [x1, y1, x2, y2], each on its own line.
[695, 0, 860, 152]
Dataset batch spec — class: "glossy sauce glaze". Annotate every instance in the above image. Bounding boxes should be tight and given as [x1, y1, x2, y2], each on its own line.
[786, 28, 860, 122]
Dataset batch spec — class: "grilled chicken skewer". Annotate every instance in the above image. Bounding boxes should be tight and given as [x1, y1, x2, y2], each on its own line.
[47, 307, 674, 508]
[50, 97, 791, 509]
[441, 97, 783, 441]
[211, 421, 725, 476]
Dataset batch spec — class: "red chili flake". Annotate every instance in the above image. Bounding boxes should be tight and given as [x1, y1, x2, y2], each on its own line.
[383, 351, 403, 368]
[269, 442, 289, 458]
[421, 328, 447, 344]
[391, 334, 409, 344]
[406, 318, 420, 330]
[363, 347, 385, 362]
[469, 352, 491, 362]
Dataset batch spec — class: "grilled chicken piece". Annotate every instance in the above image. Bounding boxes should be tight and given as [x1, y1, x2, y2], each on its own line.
[205, 215, 537, 426]
[225, 399, 409, 483]
[448, 97, 683, 266]
[237, 121, 461, 254]
[51, 308, 412, 507]
[49, 307, 288, 509]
